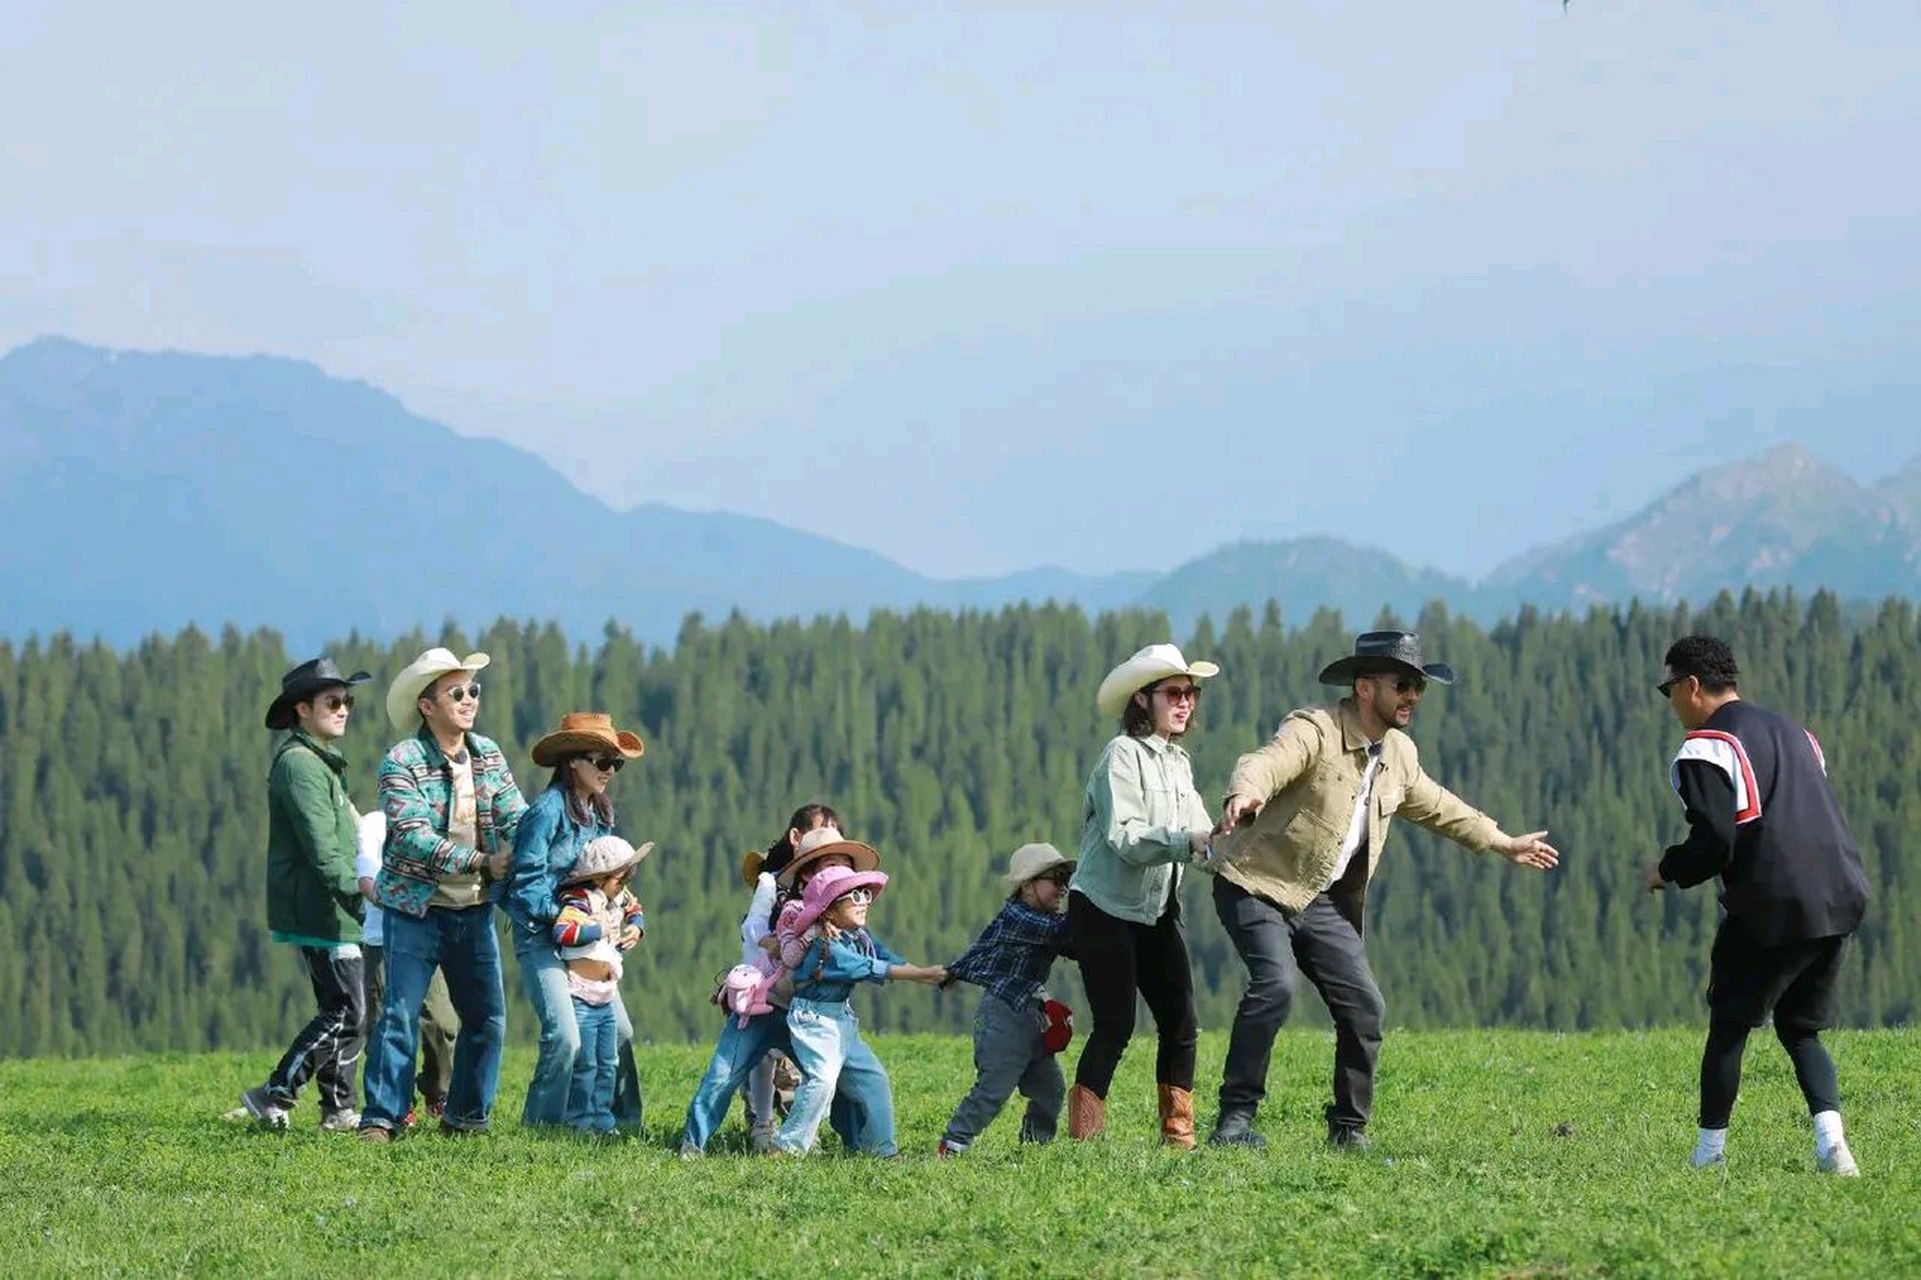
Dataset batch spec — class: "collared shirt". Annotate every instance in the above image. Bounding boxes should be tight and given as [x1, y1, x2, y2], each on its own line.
[946, 897, 1073, 1010]
[790, 928, 906, 1003]
[1326, 741, 1385, 890]
[1072, 732, 1213, 924]
[506, 784, 617, 936]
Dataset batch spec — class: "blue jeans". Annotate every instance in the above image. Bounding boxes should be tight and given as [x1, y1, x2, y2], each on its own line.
[361, 906, 506, 1132]
[774, 998, 898, 1156]
[565, 998, 618, 1134]
[513, 932, 642, 1130]
[679, 1011, 885, 1154]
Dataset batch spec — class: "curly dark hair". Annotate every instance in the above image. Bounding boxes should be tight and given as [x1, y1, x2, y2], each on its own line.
[1664, 634, 1740, 694]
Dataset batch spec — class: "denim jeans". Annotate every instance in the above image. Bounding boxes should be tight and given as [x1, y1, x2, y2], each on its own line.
[513, 932, 642, 1131]
[565, 997, 619, 1134]
[680, 1011, 879, 1154]
[361, 905, 506, 1132]
[942, 993, 1064, 1149]
[774, 998, 898, 1156]
[362, 943, 459, 1106]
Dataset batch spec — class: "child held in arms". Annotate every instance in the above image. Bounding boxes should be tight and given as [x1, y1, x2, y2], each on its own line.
[936, 843, 1078, 1156]
[770, 863, 946, 1155]
[551, 835, 652, 1135]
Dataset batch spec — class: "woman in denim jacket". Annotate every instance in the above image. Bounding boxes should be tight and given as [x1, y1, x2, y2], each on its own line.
[507, 713, 645, 1130]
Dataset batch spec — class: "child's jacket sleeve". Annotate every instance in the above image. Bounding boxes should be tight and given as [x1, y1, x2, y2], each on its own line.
[552, 887, 604, 947]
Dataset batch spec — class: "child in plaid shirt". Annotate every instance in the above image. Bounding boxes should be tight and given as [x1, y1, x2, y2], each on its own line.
[937, 843, 1077, 1155]
[551, 835, 651, 1134]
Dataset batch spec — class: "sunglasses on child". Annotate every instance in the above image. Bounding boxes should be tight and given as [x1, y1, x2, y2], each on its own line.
[837, 888, 875, 906]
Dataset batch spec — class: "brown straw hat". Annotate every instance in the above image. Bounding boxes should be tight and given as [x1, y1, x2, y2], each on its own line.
[529, 712, 646, 767]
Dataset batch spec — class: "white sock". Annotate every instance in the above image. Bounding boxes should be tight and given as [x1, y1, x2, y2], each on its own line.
[1813, 1110, 1844, 1158]
[1693, 1127, 1727, 1162]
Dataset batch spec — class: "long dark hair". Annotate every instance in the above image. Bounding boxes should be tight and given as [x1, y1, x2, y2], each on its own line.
[765, 802, 841, 875]
[546, 756, 616, 827]
[1121, 681, 1159, 738]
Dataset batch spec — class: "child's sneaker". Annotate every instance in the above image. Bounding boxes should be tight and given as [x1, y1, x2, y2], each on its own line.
[319, 1109, 361, 1132]
[1817, 1143, 1860, 1177]
[240, 1086, 289, 1131]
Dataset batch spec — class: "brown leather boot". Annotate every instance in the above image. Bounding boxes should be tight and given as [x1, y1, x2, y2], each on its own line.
[1067, 1084, 1106, 1140]
[1158, 1084, 1196, 1150]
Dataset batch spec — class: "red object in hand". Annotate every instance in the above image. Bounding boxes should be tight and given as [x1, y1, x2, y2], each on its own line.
[1041, 999, 1074, 1055]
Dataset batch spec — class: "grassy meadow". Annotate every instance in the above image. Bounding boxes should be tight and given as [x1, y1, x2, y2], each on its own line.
[1, 1027, 1915, 1277]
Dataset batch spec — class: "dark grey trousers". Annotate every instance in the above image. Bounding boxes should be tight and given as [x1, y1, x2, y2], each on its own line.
[942, 994, 1065, 1149]
[1213, 876, 1385, 1132]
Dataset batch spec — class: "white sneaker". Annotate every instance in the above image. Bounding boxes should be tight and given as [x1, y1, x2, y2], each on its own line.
[1817, 1143, 1860, 1177]
[241, 1086, 290, 1131]
[1689, 1143, 1725, 1170]
[319, 1109, 361, 1132]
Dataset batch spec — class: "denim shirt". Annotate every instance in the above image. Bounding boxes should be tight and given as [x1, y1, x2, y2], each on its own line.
[506, 784, 615, 939]
[790, 929, 905, 1004]
[1071, 733, 1213, 924]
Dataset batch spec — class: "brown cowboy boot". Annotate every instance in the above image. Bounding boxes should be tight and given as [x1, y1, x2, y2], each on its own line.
[1067, 1084, 1106, 1140]
[1158, 1084, 1196, 1150]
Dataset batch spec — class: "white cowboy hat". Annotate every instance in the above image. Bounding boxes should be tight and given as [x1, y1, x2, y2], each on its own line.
[1001, 841, 1075, 889]
[1095, 644, 1220, 719]
[386, 647, 492, 730]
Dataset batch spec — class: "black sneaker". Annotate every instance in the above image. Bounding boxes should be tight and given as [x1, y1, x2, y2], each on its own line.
[1327, 1126, 1372, 1151]
[1208, 1112, 1267, 1149]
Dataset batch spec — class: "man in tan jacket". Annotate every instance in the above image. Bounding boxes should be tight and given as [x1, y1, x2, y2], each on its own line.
[1206, 631, 1558, 1149]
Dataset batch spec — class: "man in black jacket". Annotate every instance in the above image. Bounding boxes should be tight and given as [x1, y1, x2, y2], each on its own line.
[1647, 635, 1870, 1176]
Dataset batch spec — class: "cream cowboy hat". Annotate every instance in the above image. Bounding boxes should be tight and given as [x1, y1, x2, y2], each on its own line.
[1001, 842, 1075, 889]
[560, 834, 655, 886]
[775, 824, 881, 888]
[1095, 644, 1219, 719]
[529, 712, 645, 767]
[386, 647, 491, 730]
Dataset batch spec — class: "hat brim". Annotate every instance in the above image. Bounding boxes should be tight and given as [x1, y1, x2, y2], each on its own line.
[776, 839, 881, 888]
[1317, 656, 1455, 686]
[1003, 856, 1076, 889]
[790, 869, 890, 935]
[530, 728, 645, 767]
[741, 850, 766, 887]
[264, 670, 373, 730]
[560, 840, 655, 885]
[1095, 658, 1221, 719]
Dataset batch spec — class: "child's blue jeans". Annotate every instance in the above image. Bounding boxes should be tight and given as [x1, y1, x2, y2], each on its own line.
[774, 997, 897, 1155]
[565, 997, 618, 1134]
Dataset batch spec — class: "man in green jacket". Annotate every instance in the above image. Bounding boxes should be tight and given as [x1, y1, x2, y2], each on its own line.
[240, 656, 373, 1131]
[1207, 631, 1559, 1149]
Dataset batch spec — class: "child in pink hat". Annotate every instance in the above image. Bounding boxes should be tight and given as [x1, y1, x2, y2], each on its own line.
[771, 864, 946, 1155]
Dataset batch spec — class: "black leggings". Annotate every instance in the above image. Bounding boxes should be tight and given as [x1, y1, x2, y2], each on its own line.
[1068, 889, 1197, 1096]
[1699, 1019, 1840, 1128]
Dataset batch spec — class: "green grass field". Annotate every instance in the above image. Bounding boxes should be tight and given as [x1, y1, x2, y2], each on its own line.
[1, 1028, 1915, 1277]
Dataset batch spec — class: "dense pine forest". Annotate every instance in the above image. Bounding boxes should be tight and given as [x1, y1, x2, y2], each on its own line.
[0, 591, 1914, 1056]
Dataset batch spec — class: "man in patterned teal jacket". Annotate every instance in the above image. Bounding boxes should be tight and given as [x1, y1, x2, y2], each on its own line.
[359, 647, 527, 1141]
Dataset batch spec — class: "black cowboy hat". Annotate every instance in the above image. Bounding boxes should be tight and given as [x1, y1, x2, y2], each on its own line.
[265, 656, 373, 730]
[1317, 631, 1456, 687]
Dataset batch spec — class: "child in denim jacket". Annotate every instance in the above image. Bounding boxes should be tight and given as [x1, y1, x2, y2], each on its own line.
[771, 865, 946, 1155]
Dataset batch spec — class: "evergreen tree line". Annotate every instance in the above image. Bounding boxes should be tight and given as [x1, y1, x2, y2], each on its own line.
[0, 591, 1914, 1057]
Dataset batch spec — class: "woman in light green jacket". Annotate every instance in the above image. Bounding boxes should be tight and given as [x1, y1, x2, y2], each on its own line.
[1065, 644, 1217, 1148]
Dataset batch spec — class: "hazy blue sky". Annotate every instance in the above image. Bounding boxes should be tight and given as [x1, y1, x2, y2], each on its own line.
[4, 3, 1916, 577]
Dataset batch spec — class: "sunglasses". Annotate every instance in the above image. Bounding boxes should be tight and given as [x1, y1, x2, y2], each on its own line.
[438, 682, 482, 703]
[586, 756, 625, 773]
[1157, 684, 1202, 704]
[1365, 673, 1427, 695]
[321, 693, 355, 712]
[838, 887, 875, 906]
[1657, 677, 1685, 697]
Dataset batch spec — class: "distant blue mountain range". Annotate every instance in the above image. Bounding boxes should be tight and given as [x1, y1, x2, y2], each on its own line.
[3, 337, 1915, 648]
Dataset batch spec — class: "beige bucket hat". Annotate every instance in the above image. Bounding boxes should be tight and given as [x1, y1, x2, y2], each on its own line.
[1095, 643, 1219, 719]
[385, 648, 491, 730]
[1001, 842, 1075, 889]
[560, 834, 656, 886]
